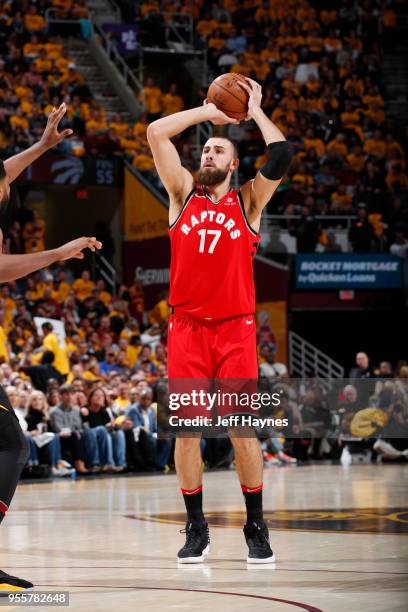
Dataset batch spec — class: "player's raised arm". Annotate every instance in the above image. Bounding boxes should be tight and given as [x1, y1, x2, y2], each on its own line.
[0, 236, 102, 283]
[4, 103, 73, 184]
[238, 78, 293, 227]
[147, 104, 238, 213]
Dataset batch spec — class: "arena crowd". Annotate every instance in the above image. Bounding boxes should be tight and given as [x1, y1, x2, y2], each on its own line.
[0, 0, 407, 254]
[0, 265, 406, 478]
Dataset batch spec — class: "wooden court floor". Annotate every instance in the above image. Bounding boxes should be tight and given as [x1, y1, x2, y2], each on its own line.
[2, 464, 408, 611]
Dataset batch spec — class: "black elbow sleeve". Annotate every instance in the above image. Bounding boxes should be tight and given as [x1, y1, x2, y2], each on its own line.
[260, 141, 293, 180]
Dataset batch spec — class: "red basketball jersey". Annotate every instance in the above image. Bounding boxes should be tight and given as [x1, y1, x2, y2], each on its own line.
[169, 186, 260, 320]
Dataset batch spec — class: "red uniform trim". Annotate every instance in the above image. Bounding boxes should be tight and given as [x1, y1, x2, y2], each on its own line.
[0, 500, 9, 514]
[169, 187, 196, 230]
[241, 484, 263, 494]
[181, 486, 203, 495]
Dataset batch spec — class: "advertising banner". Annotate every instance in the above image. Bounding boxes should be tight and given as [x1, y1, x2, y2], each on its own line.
[296, 254, 403, 289]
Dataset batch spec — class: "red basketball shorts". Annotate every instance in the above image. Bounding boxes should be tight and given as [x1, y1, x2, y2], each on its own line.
[168, 311, 258, 379]
[167, 311, 258, 421]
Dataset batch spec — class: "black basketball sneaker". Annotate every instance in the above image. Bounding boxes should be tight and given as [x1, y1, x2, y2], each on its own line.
[244, 520, 276, 563]
[0, 570, 33, 595]
[177, 522, 210, 563]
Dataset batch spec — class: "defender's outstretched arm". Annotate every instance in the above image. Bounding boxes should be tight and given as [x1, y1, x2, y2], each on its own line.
[4, 104, 73, 183]
[0, 235, 102, 283]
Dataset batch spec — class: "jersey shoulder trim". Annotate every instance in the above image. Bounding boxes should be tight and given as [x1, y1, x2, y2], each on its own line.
[237, 190, 258, 237]
[169, 188, 196, 231]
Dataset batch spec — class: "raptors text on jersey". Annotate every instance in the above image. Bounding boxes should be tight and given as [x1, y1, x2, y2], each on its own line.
[169, 186, 260, 320]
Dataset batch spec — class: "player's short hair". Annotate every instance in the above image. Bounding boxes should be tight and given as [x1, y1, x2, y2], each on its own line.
[219, 137, 238, 159]
[0, 160, 6, 181]
[204, 137, 238, 159]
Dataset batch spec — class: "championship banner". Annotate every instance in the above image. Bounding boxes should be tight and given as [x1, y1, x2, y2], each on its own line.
[123, 167, 170, 307]
[102, 24, 138, 54]
[296, 254, 403, 289]
[123, 167, 168, 241]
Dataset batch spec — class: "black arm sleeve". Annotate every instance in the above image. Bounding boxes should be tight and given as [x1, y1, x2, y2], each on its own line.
[260, 141, 293, 180]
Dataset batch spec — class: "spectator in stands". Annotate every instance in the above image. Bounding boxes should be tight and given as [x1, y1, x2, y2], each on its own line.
[349, 204, 375, 252]
[139, 77, 162, 122]
[259, 344, 288, 379]
[24, 390, 70, 476]
[49, 384, 89, 474]
[41, 322, 69, 378]
[81, 387, 126, 472]
[349, 352, 372, 379]
[289, 204, 320, 252]
[162, 83, 184, 116]
[25, 350, 64, 393]
[390, 228, 408, 259]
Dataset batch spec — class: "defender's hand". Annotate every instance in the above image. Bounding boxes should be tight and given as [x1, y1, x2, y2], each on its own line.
[40, 102, 73, 150]
[203, 100, 240, 125]
[55, 237, 102, 261]
[237, 78, 262, 120]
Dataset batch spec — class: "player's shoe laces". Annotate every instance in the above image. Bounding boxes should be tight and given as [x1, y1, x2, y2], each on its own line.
[0, 570, 33, 595]
[244, 520, 276, 563]
[177, 522, 210, 563]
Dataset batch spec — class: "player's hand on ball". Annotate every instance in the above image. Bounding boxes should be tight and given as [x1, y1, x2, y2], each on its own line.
[237, 78, 262, 120]
[203, 100, 240, 125]
[40, 102, 74, 150]
[56, 237, 102, 261]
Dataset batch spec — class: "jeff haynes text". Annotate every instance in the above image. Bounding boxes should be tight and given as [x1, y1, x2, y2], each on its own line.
[169, 416, 289, 427]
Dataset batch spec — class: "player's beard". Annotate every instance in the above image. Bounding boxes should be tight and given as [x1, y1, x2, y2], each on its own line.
[197, 163, 230, 187]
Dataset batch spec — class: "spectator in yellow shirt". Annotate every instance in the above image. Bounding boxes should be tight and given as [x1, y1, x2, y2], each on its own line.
[260, 40, 280, 65]
[303, 128, 325, 158]
[346, 147, 366, 173]
[54, 49, 72, 73]
[133, 113, 148, 140]
[196, 16, 219, 38]
[120, 127, 141, 155]
[0, 311, 9, 363]
[72, 270, 95, 301]
[24, 5, 47, 32]
[41, 322, 69, 376]
[23, 210, 46, 253]
[327, 133, 348, 158]
[86, 110, 108, 132]
[149, 291, 170, 325]
[10, 107, 29, 131]
[132, 148, 155, 172]
[23, 34, 43, 57]
[363, 130, 386, 159]
[162, 84, 184, 116]
[95, 279, 112, 306]
[139, 77, 163, 121]
[110, 112, 129, 138]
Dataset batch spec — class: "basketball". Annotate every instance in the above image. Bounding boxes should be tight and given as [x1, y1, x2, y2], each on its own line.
[207, 73, 249, 120]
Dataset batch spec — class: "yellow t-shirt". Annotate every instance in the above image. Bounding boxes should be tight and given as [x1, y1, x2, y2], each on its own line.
[43, 332, 69, 375]
[140, 86, 162, 114]
[72, 278, 95, 301]
[0, 326, 9, 362]
[162, 93, 184, 116]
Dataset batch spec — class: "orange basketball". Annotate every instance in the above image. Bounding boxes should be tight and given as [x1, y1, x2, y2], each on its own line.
[207, 73, 249, 120]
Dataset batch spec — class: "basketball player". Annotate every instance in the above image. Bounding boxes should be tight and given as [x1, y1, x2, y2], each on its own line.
[147, 78, 292, 563]
[0, 103, 102, 594]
